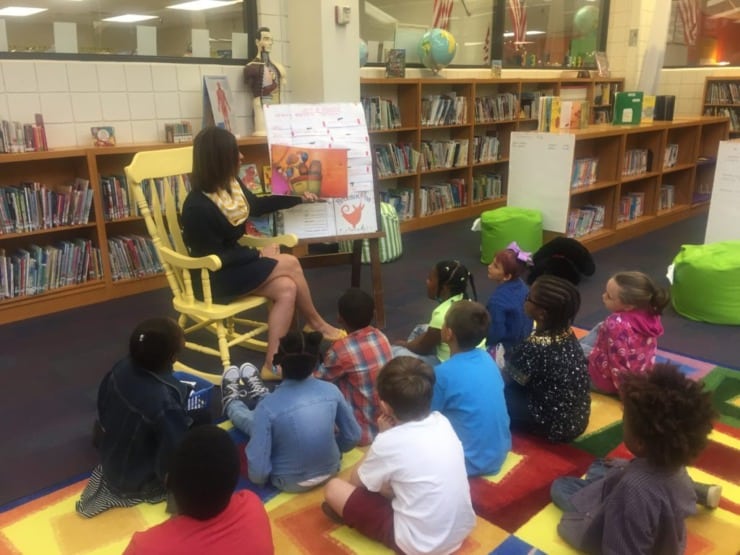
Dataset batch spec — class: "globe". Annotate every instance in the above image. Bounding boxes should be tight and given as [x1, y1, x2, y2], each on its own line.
[417, 28, 457, 73]
[573, 5, 599, 35]
[359, 39, 368, 67]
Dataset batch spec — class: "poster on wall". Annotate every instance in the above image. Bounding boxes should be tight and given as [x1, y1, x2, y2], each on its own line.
[202, 75, 234, 132]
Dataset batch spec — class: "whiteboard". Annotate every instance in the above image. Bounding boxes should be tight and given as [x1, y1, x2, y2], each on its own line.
[705, 141, 740, 244]
[508, 132, 575, 232]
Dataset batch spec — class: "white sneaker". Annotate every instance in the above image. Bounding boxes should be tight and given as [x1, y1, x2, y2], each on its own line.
[705, 485, 722, 509]
[239, 362, 269, 401]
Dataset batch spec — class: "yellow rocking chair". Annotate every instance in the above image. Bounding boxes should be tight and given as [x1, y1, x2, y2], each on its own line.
[124, 146, 298, 385]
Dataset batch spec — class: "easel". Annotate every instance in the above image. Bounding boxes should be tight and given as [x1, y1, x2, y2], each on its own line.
[289, 232, 386, 328]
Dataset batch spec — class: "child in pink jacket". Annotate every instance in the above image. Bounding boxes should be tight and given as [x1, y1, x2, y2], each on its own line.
[581, 271, 670, 395]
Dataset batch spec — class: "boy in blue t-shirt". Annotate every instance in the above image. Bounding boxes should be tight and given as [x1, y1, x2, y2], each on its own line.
[431, 300, 511, 476]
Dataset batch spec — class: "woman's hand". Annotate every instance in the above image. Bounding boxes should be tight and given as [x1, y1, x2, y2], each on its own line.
[260, 244, 281, 258]
[301, 191, 320, 203]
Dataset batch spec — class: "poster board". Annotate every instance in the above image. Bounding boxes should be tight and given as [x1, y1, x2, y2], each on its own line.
[202, 75, 234, 132]
[263, 102, 379, 239]
[705, 140, 740, 244]
[507, 131, 575, 232]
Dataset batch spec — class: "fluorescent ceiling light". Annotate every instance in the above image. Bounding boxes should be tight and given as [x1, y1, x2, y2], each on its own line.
[503, 30, 546, 37]
[0, 6, 48, 16]
[102, 14, 159, 23]
[167, 0, 239, 11]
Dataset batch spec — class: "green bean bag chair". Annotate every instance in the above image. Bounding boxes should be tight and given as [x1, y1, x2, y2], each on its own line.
[671, 241, 740, 325]
[480, 207, 543, 264]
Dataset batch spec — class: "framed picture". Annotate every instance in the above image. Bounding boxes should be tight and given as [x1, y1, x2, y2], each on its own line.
[595, 51, 610, 78]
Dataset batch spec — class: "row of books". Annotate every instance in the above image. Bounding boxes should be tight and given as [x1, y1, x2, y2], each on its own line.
[421, 94, 467, 127]
[101, 175, 132, 221]
[0, 114, 48, 153]
[0, 239, 102, 299]
[373, 143, 420, 178]
[622, 149, 650, 176]
[567, 204, 606, 238]
[164, 121, 194, 144]
[380, 187, 414, 220]
[705, 82, 740, 105]
[704, 106, 740, 132]
[593, 83, 616, 107]
[664, 144, 679, 168]
[520, 90, 548, 120]
[474, 93, 518, 123]
[659, 184, 675, 211]
[362, 97, 403, 131]
[571, 158, 599, 188]
[472, 173, 504, 202]
[419, 139, 469, 170]
[537, 97, 590, 132]
[419, 179, 465, 216]
[0, 179, 94, 235]
[618, 192, 645, 222]
[108, 235, 163, 281]
[473, 135, 501, 163]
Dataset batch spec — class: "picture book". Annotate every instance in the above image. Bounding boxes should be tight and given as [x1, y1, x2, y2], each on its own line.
[386, 49, 406, 78]
[613, 91, 643, 125]
[202, 75, 234, 132]
[238, 163, 264, 194]
[91, 126, 115, 147]
[270, 144, 349, 198]
[245, 214, 274, 237]
[642, 95, 656, 123]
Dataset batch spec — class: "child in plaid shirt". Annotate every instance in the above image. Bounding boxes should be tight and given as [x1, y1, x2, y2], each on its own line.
[315, 288, 392, 445]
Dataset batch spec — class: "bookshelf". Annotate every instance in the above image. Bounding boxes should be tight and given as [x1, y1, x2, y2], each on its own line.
[360, 76, 624, 233]
[0, 137, 269, 324]
[509, 117, 729, 252]
[702, 77, 740, 137]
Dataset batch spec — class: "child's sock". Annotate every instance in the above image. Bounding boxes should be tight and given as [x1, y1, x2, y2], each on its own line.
[694, 482, 722, 509]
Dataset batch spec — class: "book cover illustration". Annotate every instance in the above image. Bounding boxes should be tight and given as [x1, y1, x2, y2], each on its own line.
[270, 144, 349, 198]
[202, 75, 234, 132]
[334, 190, 378, 235]
[262, 165, 272, 193]
[245, 214, 274, 237]
[238, 163, 264, 194]
[386, 49, 406, 78]
[613, 91, 643, 125]
[91, 126, 116, 147]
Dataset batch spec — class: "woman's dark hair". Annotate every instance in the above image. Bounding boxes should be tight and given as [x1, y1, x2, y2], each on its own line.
[191, 127, 240, 194]
[167, 426, 240, 520]
[129, 318, 183, 373]
[376, 357, 435, 422]
[435, 260, 477, 301]
[621, 364, 715, 470]
[612, 271, 670, 315]
[273, 330, 322, 380]
[529, 275, 581, 335]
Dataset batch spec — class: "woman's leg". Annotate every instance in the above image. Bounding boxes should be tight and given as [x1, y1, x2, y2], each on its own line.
[250, 274, 297, 369]
[257, 254, 341, 336]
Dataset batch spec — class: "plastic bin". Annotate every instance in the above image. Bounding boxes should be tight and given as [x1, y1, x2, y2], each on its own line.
[173, 371, 214, 412]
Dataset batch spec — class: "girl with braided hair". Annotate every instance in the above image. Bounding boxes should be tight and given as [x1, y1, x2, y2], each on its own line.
[502, 275, 591, 442]
[392, 260, 478, 367]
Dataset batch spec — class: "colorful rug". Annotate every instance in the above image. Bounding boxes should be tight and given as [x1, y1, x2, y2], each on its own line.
[1, 348, 738, 555]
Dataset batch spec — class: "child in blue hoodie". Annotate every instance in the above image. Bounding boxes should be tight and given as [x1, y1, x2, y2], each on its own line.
[583, 271, 670, 395]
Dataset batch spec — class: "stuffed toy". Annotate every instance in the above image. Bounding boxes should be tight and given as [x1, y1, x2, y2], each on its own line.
[526, 237, 596, 286]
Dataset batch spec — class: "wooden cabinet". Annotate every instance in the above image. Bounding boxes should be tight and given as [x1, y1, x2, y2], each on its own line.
[361, 76, 624, 233]
[509, 117, 729, 252]
[703, 77, 740, 137]
[0, 137, 268, 324]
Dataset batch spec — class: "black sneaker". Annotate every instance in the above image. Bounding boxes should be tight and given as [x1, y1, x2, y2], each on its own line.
[239, 363, 269, 402]
[221, 365, 243, 414]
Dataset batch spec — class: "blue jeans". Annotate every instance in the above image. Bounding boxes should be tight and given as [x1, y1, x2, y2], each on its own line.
[226, 400, 254, 436]
[550, 459, 613, 512]
[391, 324, 440, 368]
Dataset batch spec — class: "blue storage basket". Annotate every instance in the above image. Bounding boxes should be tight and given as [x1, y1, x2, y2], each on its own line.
[173, 371, 214, 412]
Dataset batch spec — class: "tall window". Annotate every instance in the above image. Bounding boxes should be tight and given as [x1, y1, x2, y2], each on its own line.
[359, 0, 610, 68]
[0, 0, 253, 60]
[665, 0, 740, 67]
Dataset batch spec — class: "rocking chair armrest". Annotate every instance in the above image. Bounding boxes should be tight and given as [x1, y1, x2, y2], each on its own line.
[158, 246, 223, 271]
[239, 233, 299, 249]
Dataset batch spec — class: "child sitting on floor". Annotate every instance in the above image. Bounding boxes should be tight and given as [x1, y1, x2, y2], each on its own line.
[322, 356, 476, 554]
[392, 259, 478, 367]
[123, 426, 273, 554]
[315, 288, 392, 446]
[551, 364, 718, 554]
[581, 271, 670, 394]
[222, 331, 361, 492]
[503, 275, 591, 443]
[485, 242, 533, 362]
[432, 300, 511, 476]
[77, 318, 198, 518]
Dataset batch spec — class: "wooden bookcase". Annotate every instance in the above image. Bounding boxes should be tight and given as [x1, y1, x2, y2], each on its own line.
[509, 117, 729, 252]
[702, 76, 740, 137]
[0, 137, 268, 325]
[361, 76, 624, 233]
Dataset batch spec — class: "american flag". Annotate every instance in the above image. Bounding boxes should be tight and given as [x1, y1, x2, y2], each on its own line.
[678, 0, 698, 46]
[433, 0, 454, 30]
[508, 0, 527, 44]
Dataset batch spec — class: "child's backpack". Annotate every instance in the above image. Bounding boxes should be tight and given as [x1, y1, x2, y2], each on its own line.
[340, 202, 403, 264]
